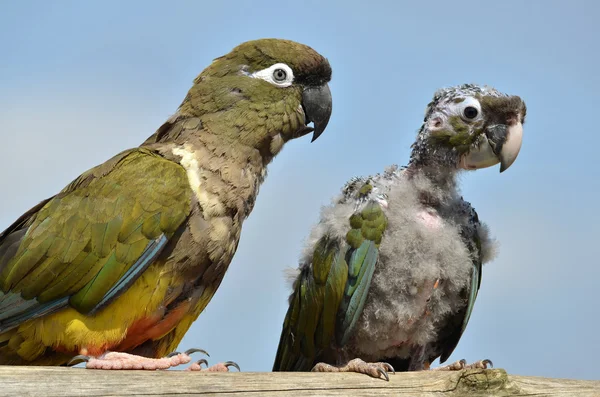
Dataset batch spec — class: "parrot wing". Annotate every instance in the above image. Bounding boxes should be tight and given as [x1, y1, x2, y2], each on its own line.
[437, 205, 483, 364]
[0, 148, 191, 333]
[273, 200, 387, 371]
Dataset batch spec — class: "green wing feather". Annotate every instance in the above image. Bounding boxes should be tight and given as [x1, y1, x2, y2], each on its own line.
[273, 184, 388, 371]
[273, 235, 348, 371]
[0, 148, 190, 330]
[335, 239, 378, 346]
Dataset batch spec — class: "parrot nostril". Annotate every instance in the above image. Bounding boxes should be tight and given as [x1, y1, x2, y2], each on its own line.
[432, 117, 442, 128]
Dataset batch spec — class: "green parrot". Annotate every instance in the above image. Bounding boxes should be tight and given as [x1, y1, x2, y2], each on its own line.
[273, 84, 524, 379]
[0, 38, 332, 370]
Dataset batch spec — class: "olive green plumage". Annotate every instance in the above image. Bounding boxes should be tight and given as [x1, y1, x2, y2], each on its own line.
[0, 38, 332, 365]
[1, 149, 190, 315]
[274, 183, 388, 371]
[275, 236, 348, 371]
[177, 39, 332, 148]
[428, 116, 485, 155]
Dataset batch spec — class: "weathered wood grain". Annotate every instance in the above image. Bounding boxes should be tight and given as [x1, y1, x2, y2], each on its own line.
[0, 366, 598, 396]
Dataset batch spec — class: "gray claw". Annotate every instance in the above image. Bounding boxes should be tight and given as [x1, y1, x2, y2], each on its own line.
[376, 367, 389, 381]
[383, 362, 395, 374]
[482, 359, 493, 368]
[185, 348, 210, 357]
[67, 355, 90, 367]
[459, 359, 467, 368]
[195, 359, 209, 368]
[223, 361, 241, 372]
[166, 351, 181, 358]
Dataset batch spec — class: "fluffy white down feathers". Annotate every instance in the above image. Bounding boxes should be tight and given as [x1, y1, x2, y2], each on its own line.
[291, 165, 496, 363]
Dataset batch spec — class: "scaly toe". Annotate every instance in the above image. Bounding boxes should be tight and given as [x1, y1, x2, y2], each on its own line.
[205, 362, 236, 372]
[80, 351, 192, 370]
[432, 359, 467, 371]
[465, 359, 493, 369]
[311, 358, 391, 380]
[349, 359, 392, 381]
[311, 362, 338, 372]
[186, 359, 209, 371]
[164, 348, 209, 368]
[186, 360, 240, 372]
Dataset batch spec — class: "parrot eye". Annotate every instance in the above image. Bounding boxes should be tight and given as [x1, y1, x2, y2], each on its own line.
[454, 97, 482, 121]
[463, 106, 479, 119]
[273, 68, 287, 82]
[250, 63, 294, 87]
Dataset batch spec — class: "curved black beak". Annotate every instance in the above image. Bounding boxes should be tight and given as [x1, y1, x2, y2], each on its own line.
[302, 84, 332, 142]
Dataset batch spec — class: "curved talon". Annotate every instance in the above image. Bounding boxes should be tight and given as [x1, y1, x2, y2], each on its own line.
[223, 361, 241, 372]
[482, 359, 493, 369]
[195, 359, 209, 368]
[67, 355, 90, 367]
[185, 348, 210, 357]
[459, 359, 467, 368]
[383, 362, 395, 374]
[376, 367, 389, 381]
[166, 351, 181, 358]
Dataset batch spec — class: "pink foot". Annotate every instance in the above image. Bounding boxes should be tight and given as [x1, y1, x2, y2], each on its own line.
[312, 358, 394, 381]
[68, 348, 208, 370]
[186, 360, 240, 372]
[432, 359, 493, 371]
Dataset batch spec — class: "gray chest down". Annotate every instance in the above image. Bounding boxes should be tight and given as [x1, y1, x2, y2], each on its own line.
[342, 180, 483, 364]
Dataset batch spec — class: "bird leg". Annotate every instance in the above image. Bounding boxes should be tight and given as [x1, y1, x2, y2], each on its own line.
[431, 358, 493, 371]
[312, 358, 395, 381]
[67, 348, 208, 370]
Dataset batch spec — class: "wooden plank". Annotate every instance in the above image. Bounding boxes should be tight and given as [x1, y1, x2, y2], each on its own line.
[0, 366, 598, 396]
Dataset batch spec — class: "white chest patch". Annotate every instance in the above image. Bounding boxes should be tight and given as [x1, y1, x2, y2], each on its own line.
[172, 145, 226, 217]
[172, 145, 203, 198]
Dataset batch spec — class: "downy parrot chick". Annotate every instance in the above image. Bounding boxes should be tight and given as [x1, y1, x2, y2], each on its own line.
[0, 38, 333, 371]
[273, 84, 525, 379]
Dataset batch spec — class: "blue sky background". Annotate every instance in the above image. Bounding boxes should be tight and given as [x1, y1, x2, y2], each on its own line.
[1, 0, 598, 380]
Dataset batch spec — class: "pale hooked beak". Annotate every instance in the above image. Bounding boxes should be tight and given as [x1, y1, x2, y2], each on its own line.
[460, 121, 523, 173]
[497, 122, 523, 172]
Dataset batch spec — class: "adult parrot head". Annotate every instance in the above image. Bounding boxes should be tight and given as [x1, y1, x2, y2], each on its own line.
[177, 38, 332, 154]
[411, 84, 526, 173]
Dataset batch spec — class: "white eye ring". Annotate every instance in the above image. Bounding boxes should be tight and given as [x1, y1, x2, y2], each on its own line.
[449, 97, 482, 121]
[251, 63, 294, 87]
